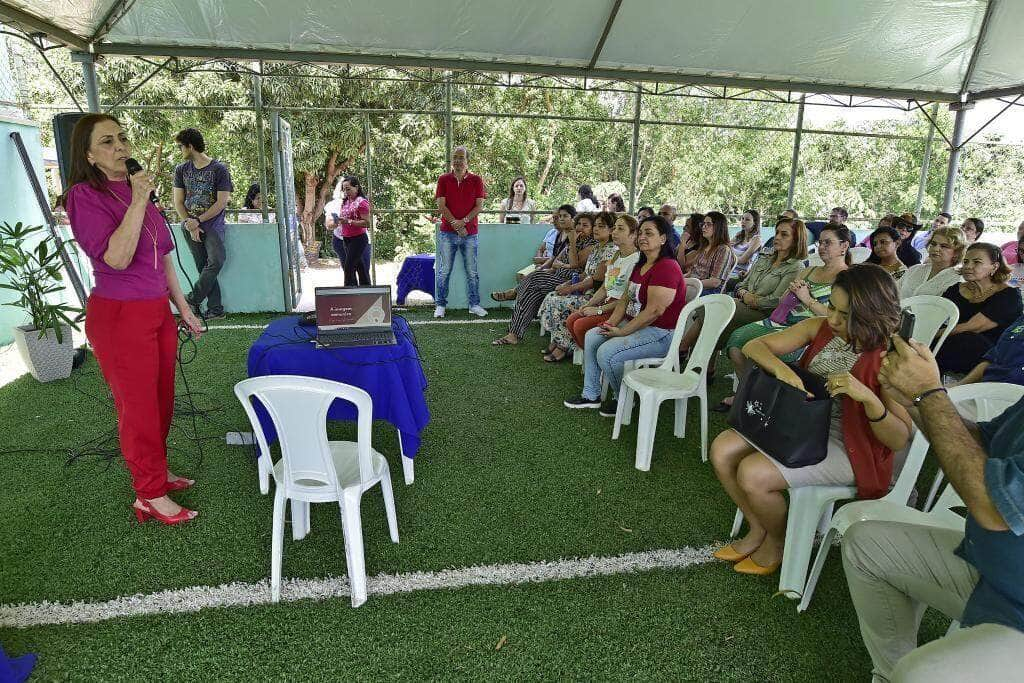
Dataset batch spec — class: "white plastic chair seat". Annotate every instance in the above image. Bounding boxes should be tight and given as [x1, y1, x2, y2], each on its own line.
[273, 441, 390, 502]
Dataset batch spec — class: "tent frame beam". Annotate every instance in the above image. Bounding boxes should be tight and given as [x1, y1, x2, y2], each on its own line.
[0, 1, 88, 50]
[960, 0, 999, 96]
[588, 0, 622, 70]
[89, 0, 136, 44]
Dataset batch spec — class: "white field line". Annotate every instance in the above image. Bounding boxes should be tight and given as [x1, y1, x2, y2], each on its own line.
[0, 545, 715, 629]
[207, 317, 511, 331]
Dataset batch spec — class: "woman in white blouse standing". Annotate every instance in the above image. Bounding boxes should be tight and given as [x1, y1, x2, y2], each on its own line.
[498, 176, 537, 224]
[899, 226, 965, 298]
[575, 184, 600, 213]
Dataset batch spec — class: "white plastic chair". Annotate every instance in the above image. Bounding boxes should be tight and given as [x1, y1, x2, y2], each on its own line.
[850, 246, 872, 263]
[612, 294, 735, 469]
[899, 295, 959, 354]
[599, 278, 703, 397]
[234, 375, 399, 607]
[796, 382, 1022, 611]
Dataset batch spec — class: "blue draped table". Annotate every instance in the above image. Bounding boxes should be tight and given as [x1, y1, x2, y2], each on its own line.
[396, 253, 435, 305]
[246, 316, 429, 484]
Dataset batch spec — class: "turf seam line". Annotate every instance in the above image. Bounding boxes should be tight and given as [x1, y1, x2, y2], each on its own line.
[0, 545, 716, 628]
[206, 318, 512, 330]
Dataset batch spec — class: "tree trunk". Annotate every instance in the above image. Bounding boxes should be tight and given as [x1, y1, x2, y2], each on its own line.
[537, 92, 557, 197]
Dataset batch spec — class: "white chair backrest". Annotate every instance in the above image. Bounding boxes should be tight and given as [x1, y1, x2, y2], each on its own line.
[234, 375, 375, 496]
[805, 252, 824, 267]
[850, 246, 872, 264]
[684, 277, 703, 304]
[900, 295, 960, 353]
[660, 294, 735, 377]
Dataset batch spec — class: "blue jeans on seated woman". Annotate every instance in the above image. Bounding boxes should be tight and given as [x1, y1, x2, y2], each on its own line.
[581, 323, 674, 400]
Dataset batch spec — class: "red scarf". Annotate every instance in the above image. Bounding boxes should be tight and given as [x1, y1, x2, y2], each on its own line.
[799, 324, 893, 499]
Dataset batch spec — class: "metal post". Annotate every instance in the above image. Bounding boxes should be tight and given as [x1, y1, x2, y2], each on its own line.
[252, 61, 270, 222]
[942, 102, 973, 215]
[70, 52, 101, 112]
[444, 76, 453, 166]
[628, 84, 641, 212]
[914, 102, 939, 217]
[363, 113, 377, 285]
[787, 95, 805, 208]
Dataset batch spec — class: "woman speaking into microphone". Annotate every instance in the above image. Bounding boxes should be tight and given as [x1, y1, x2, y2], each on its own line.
[65, 114, 203, 526]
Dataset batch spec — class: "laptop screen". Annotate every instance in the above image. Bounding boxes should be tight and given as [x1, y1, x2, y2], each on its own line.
[315, 287, 392, 330]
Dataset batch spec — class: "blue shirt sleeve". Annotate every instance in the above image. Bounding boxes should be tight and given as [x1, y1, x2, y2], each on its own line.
[172, 163, 184, 190]
[979, 398, 1024, 536]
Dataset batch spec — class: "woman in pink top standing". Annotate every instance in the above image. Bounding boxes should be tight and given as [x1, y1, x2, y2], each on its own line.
[335, 175, 372, 286]
[64, 114, 203, 526]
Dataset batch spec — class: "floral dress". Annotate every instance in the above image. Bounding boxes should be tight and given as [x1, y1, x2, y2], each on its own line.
[540, 241, 619, 352]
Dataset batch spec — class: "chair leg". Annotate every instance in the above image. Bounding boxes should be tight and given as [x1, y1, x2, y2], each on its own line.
[730, 508, 744, 538]
[291, 499, 309, 541]
[612, 384, 628, 440]
[600, 373, 609, 401]
[778, 489, 833, 600]
[340, 492, 368, 608]
[622, 384, 635, 426]
[797, 527, 837, 613]
[380, 467, 400, 543]
[923, 471, 945, 512]
[397, 428, 414, 485]
[673, 398, 688, 438]
[270, 489, 286, 602]
[258, 454, 270, 495]
[634, 396, 660, 472]
[699, 388, 709, 463]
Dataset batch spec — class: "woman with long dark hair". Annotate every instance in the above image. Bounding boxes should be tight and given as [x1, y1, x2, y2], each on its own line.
[730, 209, 762, 279]
[498, 175, 537, 224]
[564, 215, 690, 416]
[683, 211, 734, 294]
[576, 184, 600, 213]
[333, 175, 372, 286]
[64, 113, 203, 526]
[865, 226, 907, 279]
[710, 265, 911, 575]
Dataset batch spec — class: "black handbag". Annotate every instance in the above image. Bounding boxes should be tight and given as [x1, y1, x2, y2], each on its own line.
[727, 363, 832, 468]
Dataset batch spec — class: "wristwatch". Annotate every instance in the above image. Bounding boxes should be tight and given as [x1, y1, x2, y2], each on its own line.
[597, 306, 604, 315]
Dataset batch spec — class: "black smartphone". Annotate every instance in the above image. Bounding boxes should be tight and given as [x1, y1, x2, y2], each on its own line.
[889, 309, 916, 351]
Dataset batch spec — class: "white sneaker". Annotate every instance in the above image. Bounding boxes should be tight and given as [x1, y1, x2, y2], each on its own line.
[468, 305, 488, 317]
[434, 306, 446, 318]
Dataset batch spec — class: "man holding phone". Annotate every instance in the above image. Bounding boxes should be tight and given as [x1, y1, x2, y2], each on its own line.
[841, 334, 1024, 680]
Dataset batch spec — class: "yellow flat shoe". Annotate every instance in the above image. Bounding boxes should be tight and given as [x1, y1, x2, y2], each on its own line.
[734, 556, 781, 576]
[712, 544, 750, 563]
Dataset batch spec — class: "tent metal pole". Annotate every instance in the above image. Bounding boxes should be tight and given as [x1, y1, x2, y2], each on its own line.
[787, 95, 805, 208]
[444, 75, 453, 166]
[941, 102, 972, 214]
[914, 103, 939, 217]
[628, 84, 641, 212]
[70, 51, 101, 112]
[364, 113, 377, 285]
[252, 61, 270, 222]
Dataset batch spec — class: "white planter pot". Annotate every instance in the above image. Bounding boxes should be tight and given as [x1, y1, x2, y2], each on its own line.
[12, 324, 74, 382]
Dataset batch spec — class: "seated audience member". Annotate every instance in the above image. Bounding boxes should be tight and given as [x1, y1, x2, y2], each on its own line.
[565, 215, 641, 355]
[491, 206, 596, 345]
[956, 314, 1024, 387]
[1001, 218, 1023, 266]
[892, 213, 924, 267]
[682, 211, 734, 295]
[238, 183, 271, 223]
[540, 212, 619, 362]
[865, 225, 907, 279]
[759, 208, 798, 255]
[710, 265, 911, 575]
[858, 214, 896, 247]
[703, 218, 808, 380]
[658, 204, 681, 254]
[899, 227, 965, 298]
[564, 216, 689, 416]
[829, 206, 849, 226]
[636, 206, 655, 223]
[911, 211, 952, 251]
[937, 243, 1023, 374]
[729, 210, 763, 280]
[607, 193, 626, 212]
[533, 222, 561, 265]
[843, 336, 1024, 681]
[678, 212, 705, 259]
[498, 175, 537, 224]
[717, 224, 853, 411]
[960, 217, 984, 244]
[499, 206, 575, 298]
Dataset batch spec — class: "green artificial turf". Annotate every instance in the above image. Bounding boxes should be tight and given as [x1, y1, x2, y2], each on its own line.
[0, 310, 948, 680]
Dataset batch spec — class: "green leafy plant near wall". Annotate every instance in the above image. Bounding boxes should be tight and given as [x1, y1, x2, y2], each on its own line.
[0, 221, 82, 342]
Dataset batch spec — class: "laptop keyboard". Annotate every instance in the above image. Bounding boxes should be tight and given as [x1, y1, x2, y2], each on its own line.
[318, 332, 395, 348]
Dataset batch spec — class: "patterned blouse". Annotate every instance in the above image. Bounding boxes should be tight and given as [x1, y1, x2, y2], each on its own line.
[584, 241, 619, 287]
[687, 243, 735, 293]
[806, 333, 860, 429]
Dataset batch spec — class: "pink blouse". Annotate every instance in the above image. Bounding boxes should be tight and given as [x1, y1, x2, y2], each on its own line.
[334, 196, 370, 239]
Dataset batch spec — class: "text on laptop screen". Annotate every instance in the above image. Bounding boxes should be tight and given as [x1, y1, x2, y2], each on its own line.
[315, 289, 391, 329]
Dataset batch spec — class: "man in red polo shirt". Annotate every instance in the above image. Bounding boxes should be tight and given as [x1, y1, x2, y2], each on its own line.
[434, 145, 488, 318]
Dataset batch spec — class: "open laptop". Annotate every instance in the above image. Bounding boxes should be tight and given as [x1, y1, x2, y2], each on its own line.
[313, 286, 397, 348]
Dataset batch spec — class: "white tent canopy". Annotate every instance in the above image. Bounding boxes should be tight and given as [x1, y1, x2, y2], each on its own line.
[1, 0, 1022, 102]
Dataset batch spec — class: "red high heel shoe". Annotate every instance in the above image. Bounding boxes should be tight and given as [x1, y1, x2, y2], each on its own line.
[166, 476, 195, 492]
[132, 498, 198, 526]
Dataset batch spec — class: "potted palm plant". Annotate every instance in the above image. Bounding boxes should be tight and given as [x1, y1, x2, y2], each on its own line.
[0, 221, 83, 382]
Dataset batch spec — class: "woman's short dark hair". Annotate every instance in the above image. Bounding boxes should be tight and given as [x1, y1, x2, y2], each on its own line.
[966, 242, 1012, 284]
[174, 127, 206, 153]
[594, 211, 616, 230]
[556, 204, 577, 218]
[607, 193, 626, 212]
[820, 223, 854, 265]
[67, 113, 123, 192]
[575, 212, 594, 228]
[833, 264, 901, 353]
[637, 206, 654, 219]
[964, 217, 985, 236]
[637, 215, 676, 266]
[869, 226, 900, 247]
[244, 183, 261, 209]
[342, 175, 366, 199]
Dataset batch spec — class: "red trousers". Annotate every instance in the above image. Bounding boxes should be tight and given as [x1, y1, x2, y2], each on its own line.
[86, 295, 177, 500]
[567, 310, 613, 349]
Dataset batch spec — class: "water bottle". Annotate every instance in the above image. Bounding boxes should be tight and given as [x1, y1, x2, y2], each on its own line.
[571, 272, 580, 286]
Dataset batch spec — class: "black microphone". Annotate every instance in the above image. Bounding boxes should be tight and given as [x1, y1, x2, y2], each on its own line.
[124, 157, 159, 204]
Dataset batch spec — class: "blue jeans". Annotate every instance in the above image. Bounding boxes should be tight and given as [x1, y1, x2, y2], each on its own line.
[582, 324, 673, 400]
[435, 231, 480, 307]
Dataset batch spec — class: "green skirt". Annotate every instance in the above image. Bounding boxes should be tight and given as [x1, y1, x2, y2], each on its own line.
[723, 319, 805, 363]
